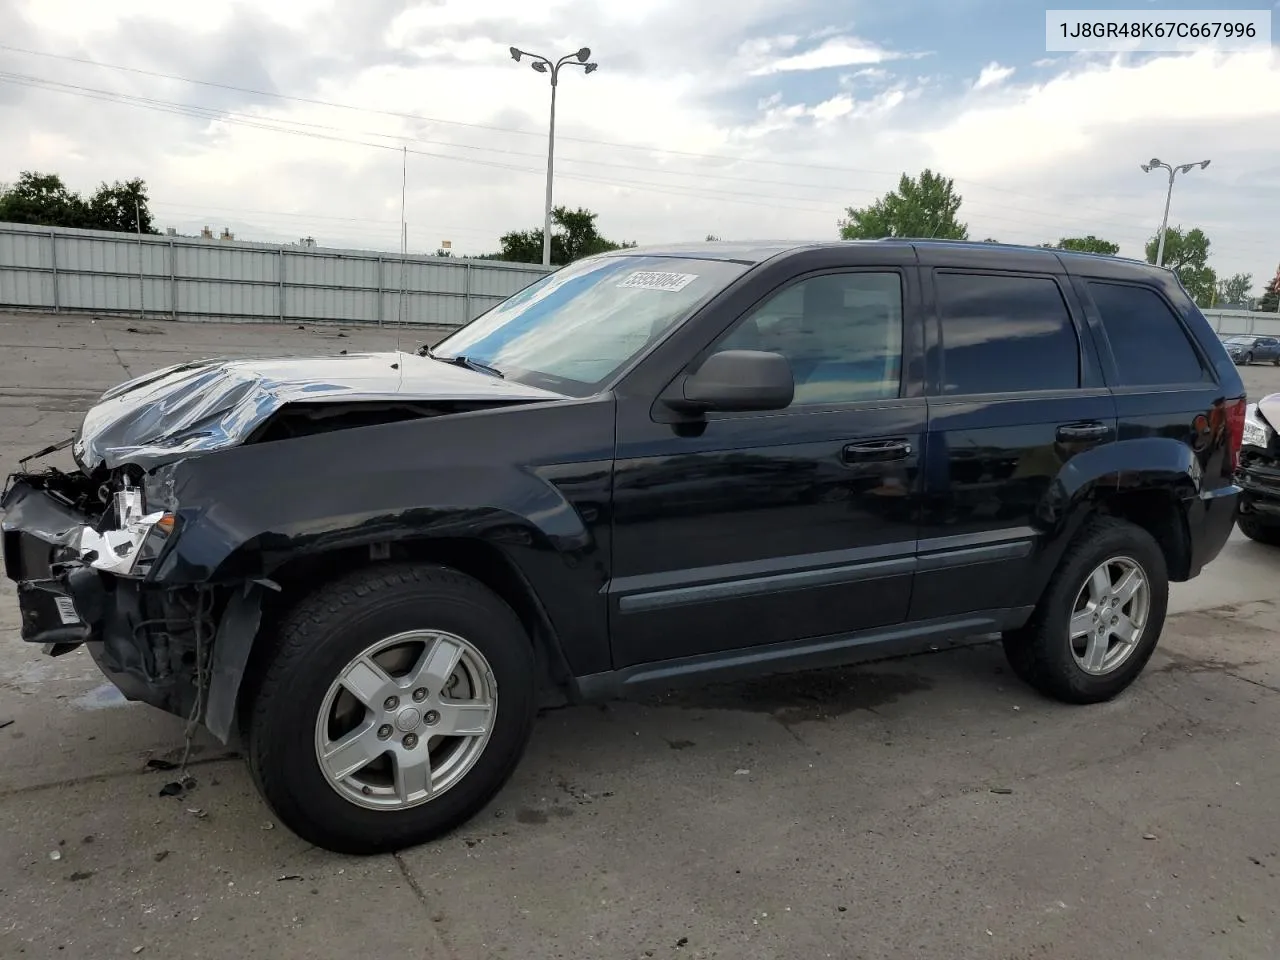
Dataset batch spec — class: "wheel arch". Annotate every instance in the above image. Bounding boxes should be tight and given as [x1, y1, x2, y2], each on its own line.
[214, 537, 580, 747]
[1026, 437, 1201, 601]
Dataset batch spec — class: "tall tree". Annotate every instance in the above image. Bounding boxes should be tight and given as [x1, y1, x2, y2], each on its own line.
[0, 170, 160, 233]
[496, 205, 634, 265]
[1145, 226, 1216, 308]
[838, 169, 968, 241]
[1053, 235, 1120, 256]
[0, 171, 91, 227]
[1259, 271, 1280, 313]
[1214, 272, 1253, 307]
[87, 178, 159, 234]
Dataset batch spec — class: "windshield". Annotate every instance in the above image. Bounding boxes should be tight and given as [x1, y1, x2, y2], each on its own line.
[1226, 337, 1253, 344]
[429, 255, 747, 395]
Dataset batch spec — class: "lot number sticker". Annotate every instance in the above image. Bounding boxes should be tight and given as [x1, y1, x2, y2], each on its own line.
[617, 271, 698, 292]
[54, 596, 80, 625]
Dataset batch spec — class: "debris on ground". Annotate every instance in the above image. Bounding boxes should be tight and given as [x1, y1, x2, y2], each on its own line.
[990, 787, 1014, 795]
[158, 776, 196, 798]
[0, 719, 14, 730]
[186, 808, 208, 820]
[735, 769, 750, 776]
[48, 850, 62, 861]
[68, 870, 94, 882]
[277, 874, 303, 882]
[145, 758, 179, 772]
[1143, 833, 1158, 840]
[152, 850, 169, 862]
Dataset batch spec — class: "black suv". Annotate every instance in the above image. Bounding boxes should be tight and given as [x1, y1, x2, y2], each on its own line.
[2, 240, 1244, 853]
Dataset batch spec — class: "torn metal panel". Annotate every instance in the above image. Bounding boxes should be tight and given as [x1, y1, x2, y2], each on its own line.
[74, 350, 567, 471]
[202, 584, 265, 744]
[0, 478, 88, 548]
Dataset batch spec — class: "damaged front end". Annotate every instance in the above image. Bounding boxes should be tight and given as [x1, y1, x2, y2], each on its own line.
[2, 463, 258, 744]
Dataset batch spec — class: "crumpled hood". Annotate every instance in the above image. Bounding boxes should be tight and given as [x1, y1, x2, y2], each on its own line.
[73, 350, 566, 471]
[1258, 393, 1280, 430]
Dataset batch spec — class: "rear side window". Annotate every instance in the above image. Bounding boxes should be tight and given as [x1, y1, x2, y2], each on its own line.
[1087, 282, 1208, 385]
[934, 273, 1080, 395]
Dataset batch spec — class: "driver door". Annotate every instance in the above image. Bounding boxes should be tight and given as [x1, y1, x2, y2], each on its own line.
[606, 264, 926, 671]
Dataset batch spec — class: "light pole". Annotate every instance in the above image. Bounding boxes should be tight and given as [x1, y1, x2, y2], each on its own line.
[1140, 157, 1210, 267]
[509, 45, 598, 268]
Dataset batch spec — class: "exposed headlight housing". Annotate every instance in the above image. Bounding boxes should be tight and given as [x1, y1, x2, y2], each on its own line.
[77, 476, 176, 578]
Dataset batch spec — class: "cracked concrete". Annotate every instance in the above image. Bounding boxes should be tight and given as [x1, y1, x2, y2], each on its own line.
[2, 311, 1280, 959]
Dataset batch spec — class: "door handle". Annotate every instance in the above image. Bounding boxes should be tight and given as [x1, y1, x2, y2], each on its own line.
[1056, 421, 1110, 442]
[841, 439, 912, 463]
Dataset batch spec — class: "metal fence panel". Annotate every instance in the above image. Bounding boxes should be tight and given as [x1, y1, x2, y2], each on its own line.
[0, 222, 551, 327]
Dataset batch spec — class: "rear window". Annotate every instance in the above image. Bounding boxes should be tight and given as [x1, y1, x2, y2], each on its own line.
[934, 272, 1080, 395]
[1087, 282, 1209, 385]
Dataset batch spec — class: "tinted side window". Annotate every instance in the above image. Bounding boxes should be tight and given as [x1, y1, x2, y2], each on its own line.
[934, 273, 1079, 395]
[1087, 282, 1208, 385]
[718, 272, 903, 406]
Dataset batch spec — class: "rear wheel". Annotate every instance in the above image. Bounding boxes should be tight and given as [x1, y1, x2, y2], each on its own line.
[1003, 517, 1167, 704]
[1237, 511, 1280, 546]
[245, 563, 536, 854]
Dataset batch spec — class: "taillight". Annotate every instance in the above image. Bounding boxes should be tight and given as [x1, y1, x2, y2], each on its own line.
[1226, 397, 1246, 472]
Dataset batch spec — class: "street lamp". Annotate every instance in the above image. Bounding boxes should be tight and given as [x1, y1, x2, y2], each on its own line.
[1140, 157, 1210, 268]
[509, 45, 599, 267]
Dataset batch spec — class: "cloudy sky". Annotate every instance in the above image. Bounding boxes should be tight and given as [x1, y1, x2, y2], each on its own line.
[1, 0, 1277, 291]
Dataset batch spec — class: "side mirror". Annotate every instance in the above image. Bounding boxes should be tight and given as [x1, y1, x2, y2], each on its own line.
[667, 349, 794, 413]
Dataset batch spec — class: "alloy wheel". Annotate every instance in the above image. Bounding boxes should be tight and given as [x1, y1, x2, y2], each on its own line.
[313, 629, 497, 810]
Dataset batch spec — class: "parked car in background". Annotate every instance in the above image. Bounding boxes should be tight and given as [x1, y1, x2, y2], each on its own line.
[2, 240, 1245, 854]
[1236, 394, 1280, 544]
[1222, 335, 1280, 365]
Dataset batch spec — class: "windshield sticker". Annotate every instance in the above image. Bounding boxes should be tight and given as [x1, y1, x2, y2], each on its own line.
[617, 271, 698, 292]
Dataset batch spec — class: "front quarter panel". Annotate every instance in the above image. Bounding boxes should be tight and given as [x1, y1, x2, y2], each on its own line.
[151, 397, 616, 675]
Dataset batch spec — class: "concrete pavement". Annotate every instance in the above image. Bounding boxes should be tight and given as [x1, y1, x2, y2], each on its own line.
[1, 311, 1278, 959]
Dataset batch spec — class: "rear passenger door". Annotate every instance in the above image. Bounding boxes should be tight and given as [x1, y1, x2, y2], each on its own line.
[1069, 273, 1227, 493]
[912, 252, 1115, 622]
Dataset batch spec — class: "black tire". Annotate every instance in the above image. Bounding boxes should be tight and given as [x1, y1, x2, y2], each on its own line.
[245, 562, 536, 855]
[1272, 356, 1279, 367]
[1002, 517, 1168, 704]
[1237, 511, 1280, 545]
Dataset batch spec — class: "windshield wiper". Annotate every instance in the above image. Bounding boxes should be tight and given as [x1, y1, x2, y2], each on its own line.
[424, 348, 504, 379]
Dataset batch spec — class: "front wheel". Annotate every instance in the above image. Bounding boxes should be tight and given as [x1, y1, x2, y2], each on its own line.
[245, 563, 536, 854]
[1237, 511, 1280, 546]
[1003, 517, 1168, 704]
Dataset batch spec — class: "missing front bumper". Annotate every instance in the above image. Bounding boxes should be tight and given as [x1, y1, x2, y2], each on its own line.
[3, 476, 260, 743]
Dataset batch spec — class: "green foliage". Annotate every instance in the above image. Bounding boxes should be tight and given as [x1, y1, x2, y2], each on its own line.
[1259, 273, 1280, 313]
[493, 206, 634, 265]
[1213, 272, 1252, 307]
[0, 171, 159, 233]
[838, 169, 968, 241]
[1053, 235, 1120, 256]
[1145, 226, 1215, 307]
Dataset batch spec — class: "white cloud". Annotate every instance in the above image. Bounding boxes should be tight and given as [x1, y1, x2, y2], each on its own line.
[973, 62, 1014, 89]
[0, 1, 1277, 287]
[747, 36, 921, 76]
